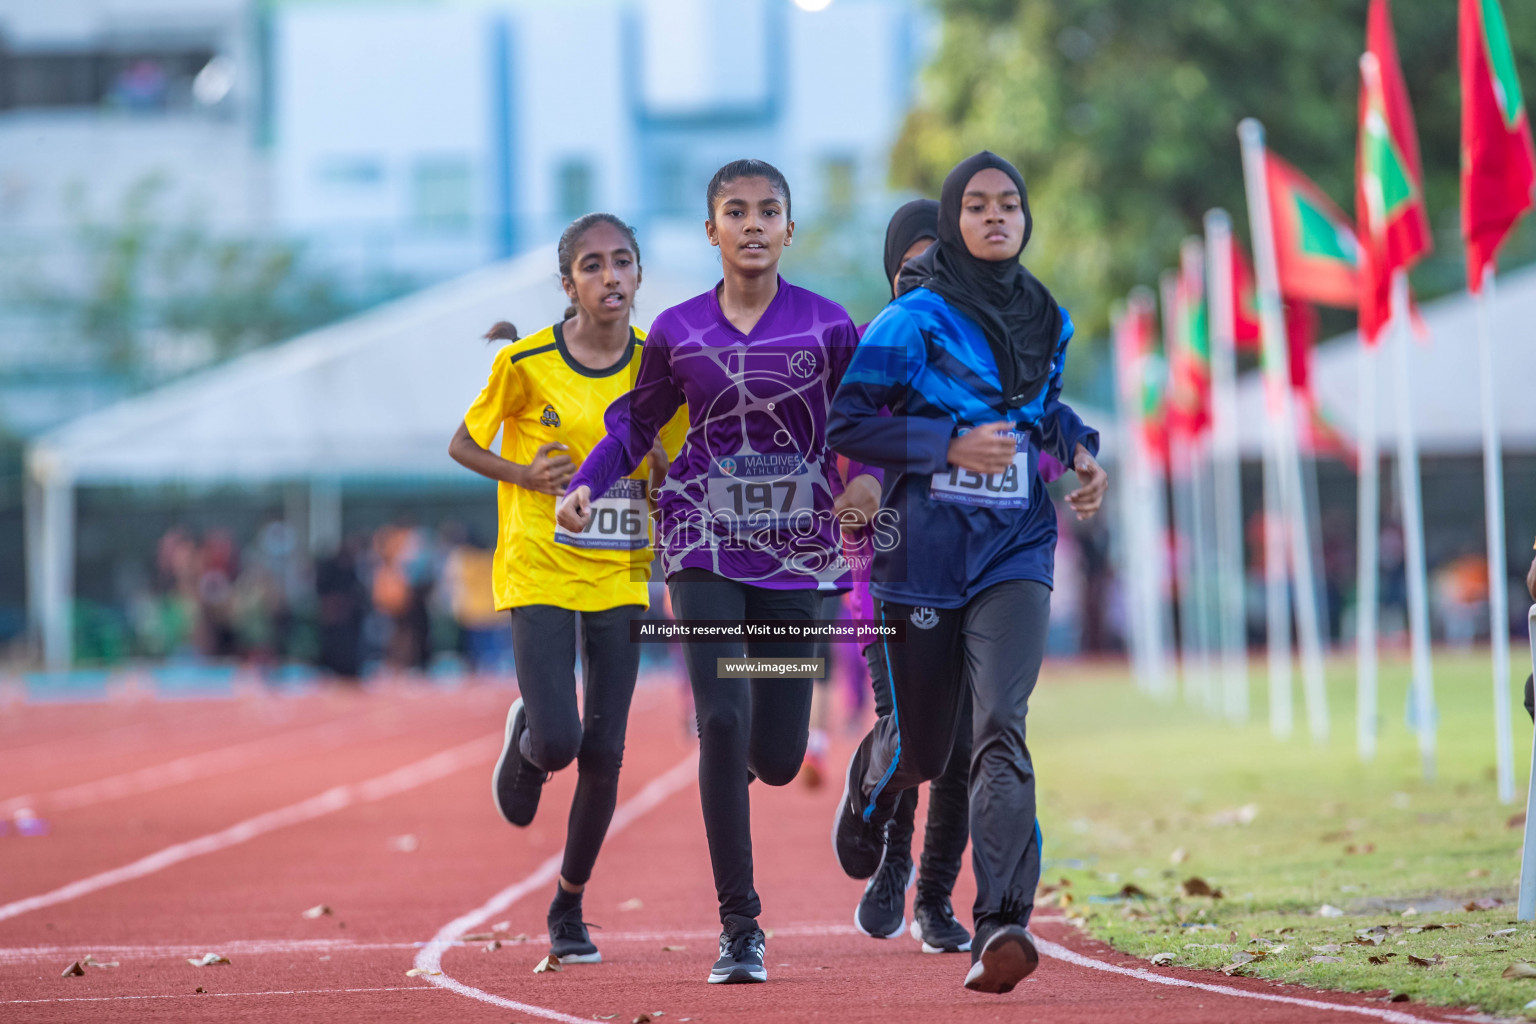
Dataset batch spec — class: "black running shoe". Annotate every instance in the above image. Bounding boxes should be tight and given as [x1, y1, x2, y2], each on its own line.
[963, 921, 1038, 994]
[855, 847, 914, 939]
[708, 916, 767, 984]
[492, 698, 547, 827]
[910, 894, 972, 953]
[831, 734, 888, 880]
[547, 898, 601, 965]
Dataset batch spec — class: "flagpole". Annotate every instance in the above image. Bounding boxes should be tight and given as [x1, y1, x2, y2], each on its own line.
[1475, 265, 1515, 802]
[1204, 210, 1250, 722]
[1239, 117, 1330, 743]
[1162, 270, 1205, 708]
[1356, 336, 1382, 762]
[1132, 287, 1176, 700]
[1182, 237, 1220, 714]
[1112, 303, 1153, 694]
[1389, 269, 1437, 779]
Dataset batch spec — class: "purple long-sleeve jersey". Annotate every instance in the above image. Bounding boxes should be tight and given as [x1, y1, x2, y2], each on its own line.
[571, 278, 861, 589]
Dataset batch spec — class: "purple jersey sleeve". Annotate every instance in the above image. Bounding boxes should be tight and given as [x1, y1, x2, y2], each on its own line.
[570, 322, 685, 500]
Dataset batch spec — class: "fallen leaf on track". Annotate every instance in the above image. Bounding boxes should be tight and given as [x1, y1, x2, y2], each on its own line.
[594, 1016, 617, 1021]
[1148, 952, 1175, 966]
[617, 898, 644, 911]
[460, 933, 498, 942]
[1115, 883, 1151, 900]
[405, 968, 440, 977]
[534, 955, 562, 974]
[1467, 898, 1505, 912]
[187, 953, 230, 967]
[483, 941, 501, 953]
[1407, 954, 1441, 968]
[389, 834, 419, 853]
[302, 904, 332, 919]
[1505, 962, 1536, 979]
[61, 961, 85, 977]
[1368, 954, 1399, 965]
[1343, 843, 1376, 855]
[661, 945, 686, 952]
[80, 955, 118, 969]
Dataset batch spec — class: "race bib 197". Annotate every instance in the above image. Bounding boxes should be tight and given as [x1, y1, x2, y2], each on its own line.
[555, 477, 650, 550]
[929, 429, 1032, 509]
[706, 454, 816, 526]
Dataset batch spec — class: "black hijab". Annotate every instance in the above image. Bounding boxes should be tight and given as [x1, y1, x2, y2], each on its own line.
[882, 199, 939, 293]
[906, 151, 1061, 409]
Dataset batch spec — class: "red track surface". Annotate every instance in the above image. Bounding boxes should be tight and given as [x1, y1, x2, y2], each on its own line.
[0, 677, 1487, 1023]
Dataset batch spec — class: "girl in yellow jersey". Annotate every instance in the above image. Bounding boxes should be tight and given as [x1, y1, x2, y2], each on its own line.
[449, 213, 686, 965]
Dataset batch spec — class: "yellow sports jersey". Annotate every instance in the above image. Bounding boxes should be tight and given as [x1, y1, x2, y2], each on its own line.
[464, 322, 687, 612]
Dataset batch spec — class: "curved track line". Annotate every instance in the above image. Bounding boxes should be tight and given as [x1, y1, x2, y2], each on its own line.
[0, 706, 434, 817]
[413, 751, 699, 1023]
[0, 733, 500, 923]
[1033, 934, 1464, 1024]
[0, 986, 441, 1006]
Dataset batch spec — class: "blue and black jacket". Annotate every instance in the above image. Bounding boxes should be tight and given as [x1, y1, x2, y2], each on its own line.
[827, 286, 1098, 608]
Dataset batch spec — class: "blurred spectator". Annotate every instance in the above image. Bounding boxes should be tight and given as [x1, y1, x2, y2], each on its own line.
[371, 520, 434, 672]
[1432, 550, 1488, 649]
[316, 536, 367, 679]
[441, 533, 510, 675]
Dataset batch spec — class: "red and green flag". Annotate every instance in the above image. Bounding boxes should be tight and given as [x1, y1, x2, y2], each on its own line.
[1461, 0, 1536, 291]
[1231, 241, 1262, 351]
[1265, 152, 1361, 309]
[1114, 297, 1168, 468]
[1357, 0, 1432, 343]
[1168, 244, 1211, 437]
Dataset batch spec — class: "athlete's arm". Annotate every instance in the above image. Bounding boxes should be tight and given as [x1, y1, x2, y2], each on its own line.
[566, 325, 685, 529]
[1065, 444, 1108, 520]
[827, 306, 954, 474]
[1034, 311, 1100, 466]
[448, 421, 574, 495]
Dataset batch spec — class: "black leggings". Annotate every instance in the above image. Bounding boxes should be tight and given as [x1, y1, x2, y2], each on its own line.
[867, 642, 972, 901]
[509, 603, 643, 887]
[668, 568, 820, 925]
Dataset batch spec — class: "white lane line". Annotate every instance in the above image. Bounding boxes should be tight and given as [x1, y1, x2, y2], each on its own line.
[0, 986, 440, 1006]
[0, 708, 428, 817]
[0, 923, 864, 965]
[0, 733, 501, 923]
[414, 751, 699, 1024]
[1033, 935, 1466, 1024]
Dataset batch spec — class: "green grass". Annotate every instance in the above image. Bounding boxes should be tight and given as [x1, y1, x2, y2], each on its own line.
[1031, 649, 1536, 1017]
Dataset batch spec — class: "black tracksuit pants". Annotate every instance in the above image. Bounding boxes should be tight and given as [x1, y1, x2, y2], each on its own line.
[854, 579, 1050, 929]
[509, 604, 644, 887]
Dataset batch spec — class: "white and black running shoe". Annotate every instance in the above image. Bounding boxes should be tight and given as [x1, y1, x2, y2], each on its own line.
[962, 921, 1038, 993]
[832, 734, 888, 880]
[547, 898, 602, 965]
[855, 848, 914, 939]
[910, 894, 972, 953]
[708, 917, 767, 984]
[492, 698, 548, 827]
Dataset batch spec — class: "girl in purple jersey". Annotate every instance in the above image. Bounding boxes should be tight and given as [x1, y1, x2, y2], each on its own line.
[558, 160, 880, 985]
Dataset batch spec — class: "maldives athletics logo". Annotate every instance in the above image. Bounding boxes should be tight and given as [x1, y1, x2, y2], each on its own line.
[540, 404, 560, 428]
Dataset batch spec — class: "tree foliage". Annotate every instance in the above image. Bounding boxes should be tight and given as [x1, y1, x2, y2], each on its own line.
[892, 0, 1536, 342]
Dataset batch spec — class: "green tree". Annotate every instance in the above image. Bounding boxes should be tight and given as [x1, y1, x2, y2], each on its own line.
[893, 0, 1536, 344]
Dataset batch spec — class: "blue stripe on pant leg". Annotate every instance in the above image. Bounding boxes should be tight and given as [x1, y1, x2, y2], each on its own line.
[863, 607, 902, 822]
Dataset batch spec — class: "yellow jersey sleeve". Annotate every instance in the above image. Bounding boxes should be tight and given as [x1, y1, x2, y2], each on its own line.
[657, 403, 689, 461]
[463, 344, 525, 449]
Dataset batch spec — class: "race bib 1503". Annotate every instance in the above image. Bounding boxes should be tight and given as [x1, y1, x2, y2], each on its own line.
[556, 477, 650, 550]
[929, 429, 1032, 509]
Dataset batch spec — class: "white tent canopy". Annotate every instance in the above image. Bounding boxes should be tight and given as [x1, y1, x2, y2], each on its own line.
[25, 246, 1111, 668]
[1235, 262, 1536, 456]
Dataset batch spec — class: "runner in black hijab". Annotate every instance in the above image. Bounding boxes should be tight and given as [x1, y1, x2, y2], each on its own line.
[882, 199, 939, 295]
[905, 151, 1061, 409]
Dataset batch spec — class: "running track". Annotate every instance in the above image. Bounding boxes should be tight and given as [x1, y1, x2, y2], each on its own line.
[0, 676, 1489, 1023]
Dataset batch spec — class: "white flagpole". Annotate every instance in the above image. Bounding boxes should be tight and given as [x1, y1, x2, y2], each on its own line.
[1356, 337, 1382, 762]
[1162, 271, 1205, 708]
[1112, 304, 1153, 694]
[1204, 210, 1250, 722]
[1388, 269, 1437, 779]
[1475, 265, 1515, 802]
[1130, 287, 1175, 700]
[1239, 117, 1330, 743]
[1182, 237, 1221, 714]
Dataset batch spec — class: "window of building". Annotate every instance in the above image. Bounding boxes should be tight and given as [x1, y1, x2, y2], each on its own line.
[557, 159, 593, 221]
[411, 157, 473, 234]
[0, 46, 217, 111]
[653, 156, 691, 218]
